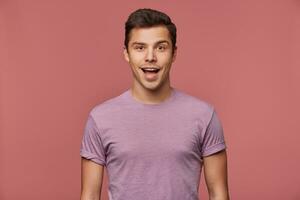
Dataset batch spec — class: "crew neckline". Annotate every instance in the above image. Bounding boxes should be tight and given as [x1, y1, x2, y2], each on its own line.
[125, 87, 177, 108]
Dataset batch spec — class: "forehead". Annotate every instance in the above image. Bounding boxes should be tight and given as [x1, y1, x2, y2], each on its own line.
[128, 25, 171, 45]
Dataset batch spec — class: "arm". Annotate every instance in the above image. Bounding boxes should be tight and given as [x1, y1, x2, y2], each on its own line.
[80, 157, 104, 200]
[203, 149, 230, 200]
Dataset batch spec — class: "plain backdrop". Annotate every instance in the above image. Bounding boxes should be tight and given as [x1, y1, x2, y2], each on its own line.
[1, 0, 300, 199]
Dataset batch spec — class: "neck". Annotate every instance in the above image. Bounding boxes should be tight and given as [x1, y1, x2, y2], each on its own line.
[130, 83, 173, 105]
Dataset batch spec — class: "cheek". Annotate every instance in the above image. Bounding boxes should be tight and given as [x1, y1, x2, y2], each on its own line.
[129, 59, 142, 71]
[129, 54, 143, 65]
[159, 55, 173, 65]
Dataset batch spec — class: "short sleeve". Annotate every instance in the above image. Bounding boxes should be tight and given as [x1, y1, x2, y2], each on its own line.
[201, 109, 227, 157]
[80, 114, 106, 166]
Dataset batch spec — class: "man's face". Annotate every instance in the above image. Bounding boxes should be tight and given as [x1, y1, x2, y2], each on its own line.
[124, 25, 176, 91]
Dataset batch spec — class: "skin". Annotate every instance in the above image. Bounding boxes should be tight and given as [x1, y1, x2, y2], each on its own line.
[123, 25, 177, 104]
[203, 150, 230, 200]
[80, 25, 230, 200]
[80, 158, 104, 200]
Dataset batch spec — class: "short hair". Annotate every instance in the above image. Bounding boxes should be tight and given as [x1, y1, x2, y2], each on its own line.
[124, 8, 177, 54]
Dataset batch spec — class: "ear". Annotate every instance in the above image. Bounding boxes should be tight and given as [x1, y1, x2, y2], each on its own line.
[123, 47, 130, 63]
[171, 46, 177, 63]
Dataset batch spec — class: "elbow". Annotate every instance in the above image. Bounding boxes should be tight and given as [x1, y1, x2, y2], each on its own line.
[80, 191, 100, 200]
[209, 189, 230, 200]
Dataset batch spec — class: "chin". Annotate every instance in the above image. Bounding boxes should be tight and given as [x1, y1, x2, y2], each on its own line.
[143, 83, 163, 91]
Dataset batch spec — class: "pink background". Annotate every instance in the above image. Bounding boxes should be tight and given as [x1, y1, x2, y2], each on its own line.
[1, 1, 300, 199]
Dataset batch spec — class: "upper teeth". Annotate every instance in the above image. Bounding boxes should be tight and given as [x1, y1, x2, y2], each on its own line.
[143, 68, 159, 71]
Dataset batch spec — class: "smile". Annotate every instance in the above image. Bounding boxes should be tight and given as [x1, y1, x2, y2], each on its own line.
[139, 67, 161, 81]
[141, 68, 160, 73]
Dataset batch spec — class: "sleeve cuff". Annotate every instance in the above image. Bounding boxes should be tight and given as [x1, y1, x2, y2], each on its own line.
[80, 150, 106, 166]
[202, 142, 226, 157]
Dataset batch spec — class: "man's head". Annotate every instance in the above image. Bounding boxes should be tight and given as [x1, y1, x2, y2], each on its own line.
[123, 8, 177, 92]
[124, 8, 177, 55]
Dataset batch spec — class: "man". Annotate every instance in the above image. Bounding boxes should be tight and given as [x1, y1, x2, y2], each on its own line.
[80, 8, 230, 200]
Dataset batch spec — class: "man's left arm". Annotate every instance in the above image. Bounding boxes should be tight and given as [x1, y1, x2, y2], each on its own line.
[203, 149, 230, 200]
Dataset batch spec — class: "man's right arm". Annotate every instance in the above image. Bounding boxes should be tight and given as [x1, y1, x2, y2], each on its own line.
[80, 157, 104, 200]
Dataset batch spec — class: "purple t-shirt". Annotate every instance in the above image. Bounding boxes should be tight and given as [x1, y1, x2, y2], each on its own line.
[80, 87, 227, 200]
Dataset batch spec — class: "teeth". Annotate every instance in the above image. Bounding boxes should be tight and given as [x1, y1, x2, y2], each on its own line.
[142, 68, 160, 73]
[142, 67, 160, 71]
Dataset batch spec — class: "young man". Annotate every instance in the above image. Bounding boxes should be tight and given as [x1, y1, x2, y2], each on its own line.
[80, 8, 230, 200]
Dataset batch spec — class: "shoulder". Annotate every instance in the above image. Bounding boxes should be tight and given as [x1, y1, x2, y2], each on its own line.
[174, 88, 215, 125]
[88, 91, 127, 119]
[175, 88, 214, 112]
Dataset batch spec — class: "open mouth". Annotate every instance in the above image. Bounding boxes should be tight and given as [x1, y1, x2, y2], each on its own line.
[141, 68, 161, 73]
[139, 67, 161, 81]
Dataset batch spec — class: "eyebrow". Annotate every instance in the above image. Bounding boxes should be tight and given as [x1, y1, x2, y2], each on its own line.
[131, 40, 170, 46]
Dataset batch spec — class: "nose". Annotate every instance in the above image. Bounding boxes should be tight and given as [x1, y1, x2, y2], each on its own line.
[145, 48, 157, 63]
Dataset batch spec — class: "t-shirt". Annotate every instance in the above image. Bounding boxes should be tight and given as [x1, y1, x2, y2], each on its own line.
[80, 87, 227, 200]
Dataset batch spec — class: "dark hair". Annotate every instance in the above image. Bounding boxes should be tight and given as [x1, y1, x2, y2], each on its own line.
[124, 8, 177, 54]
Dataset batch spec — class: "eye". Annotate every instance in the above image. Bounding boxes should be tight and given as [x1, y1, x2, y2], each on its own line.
[157, 45, 167, 51]
[134, 45, 145, 51]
